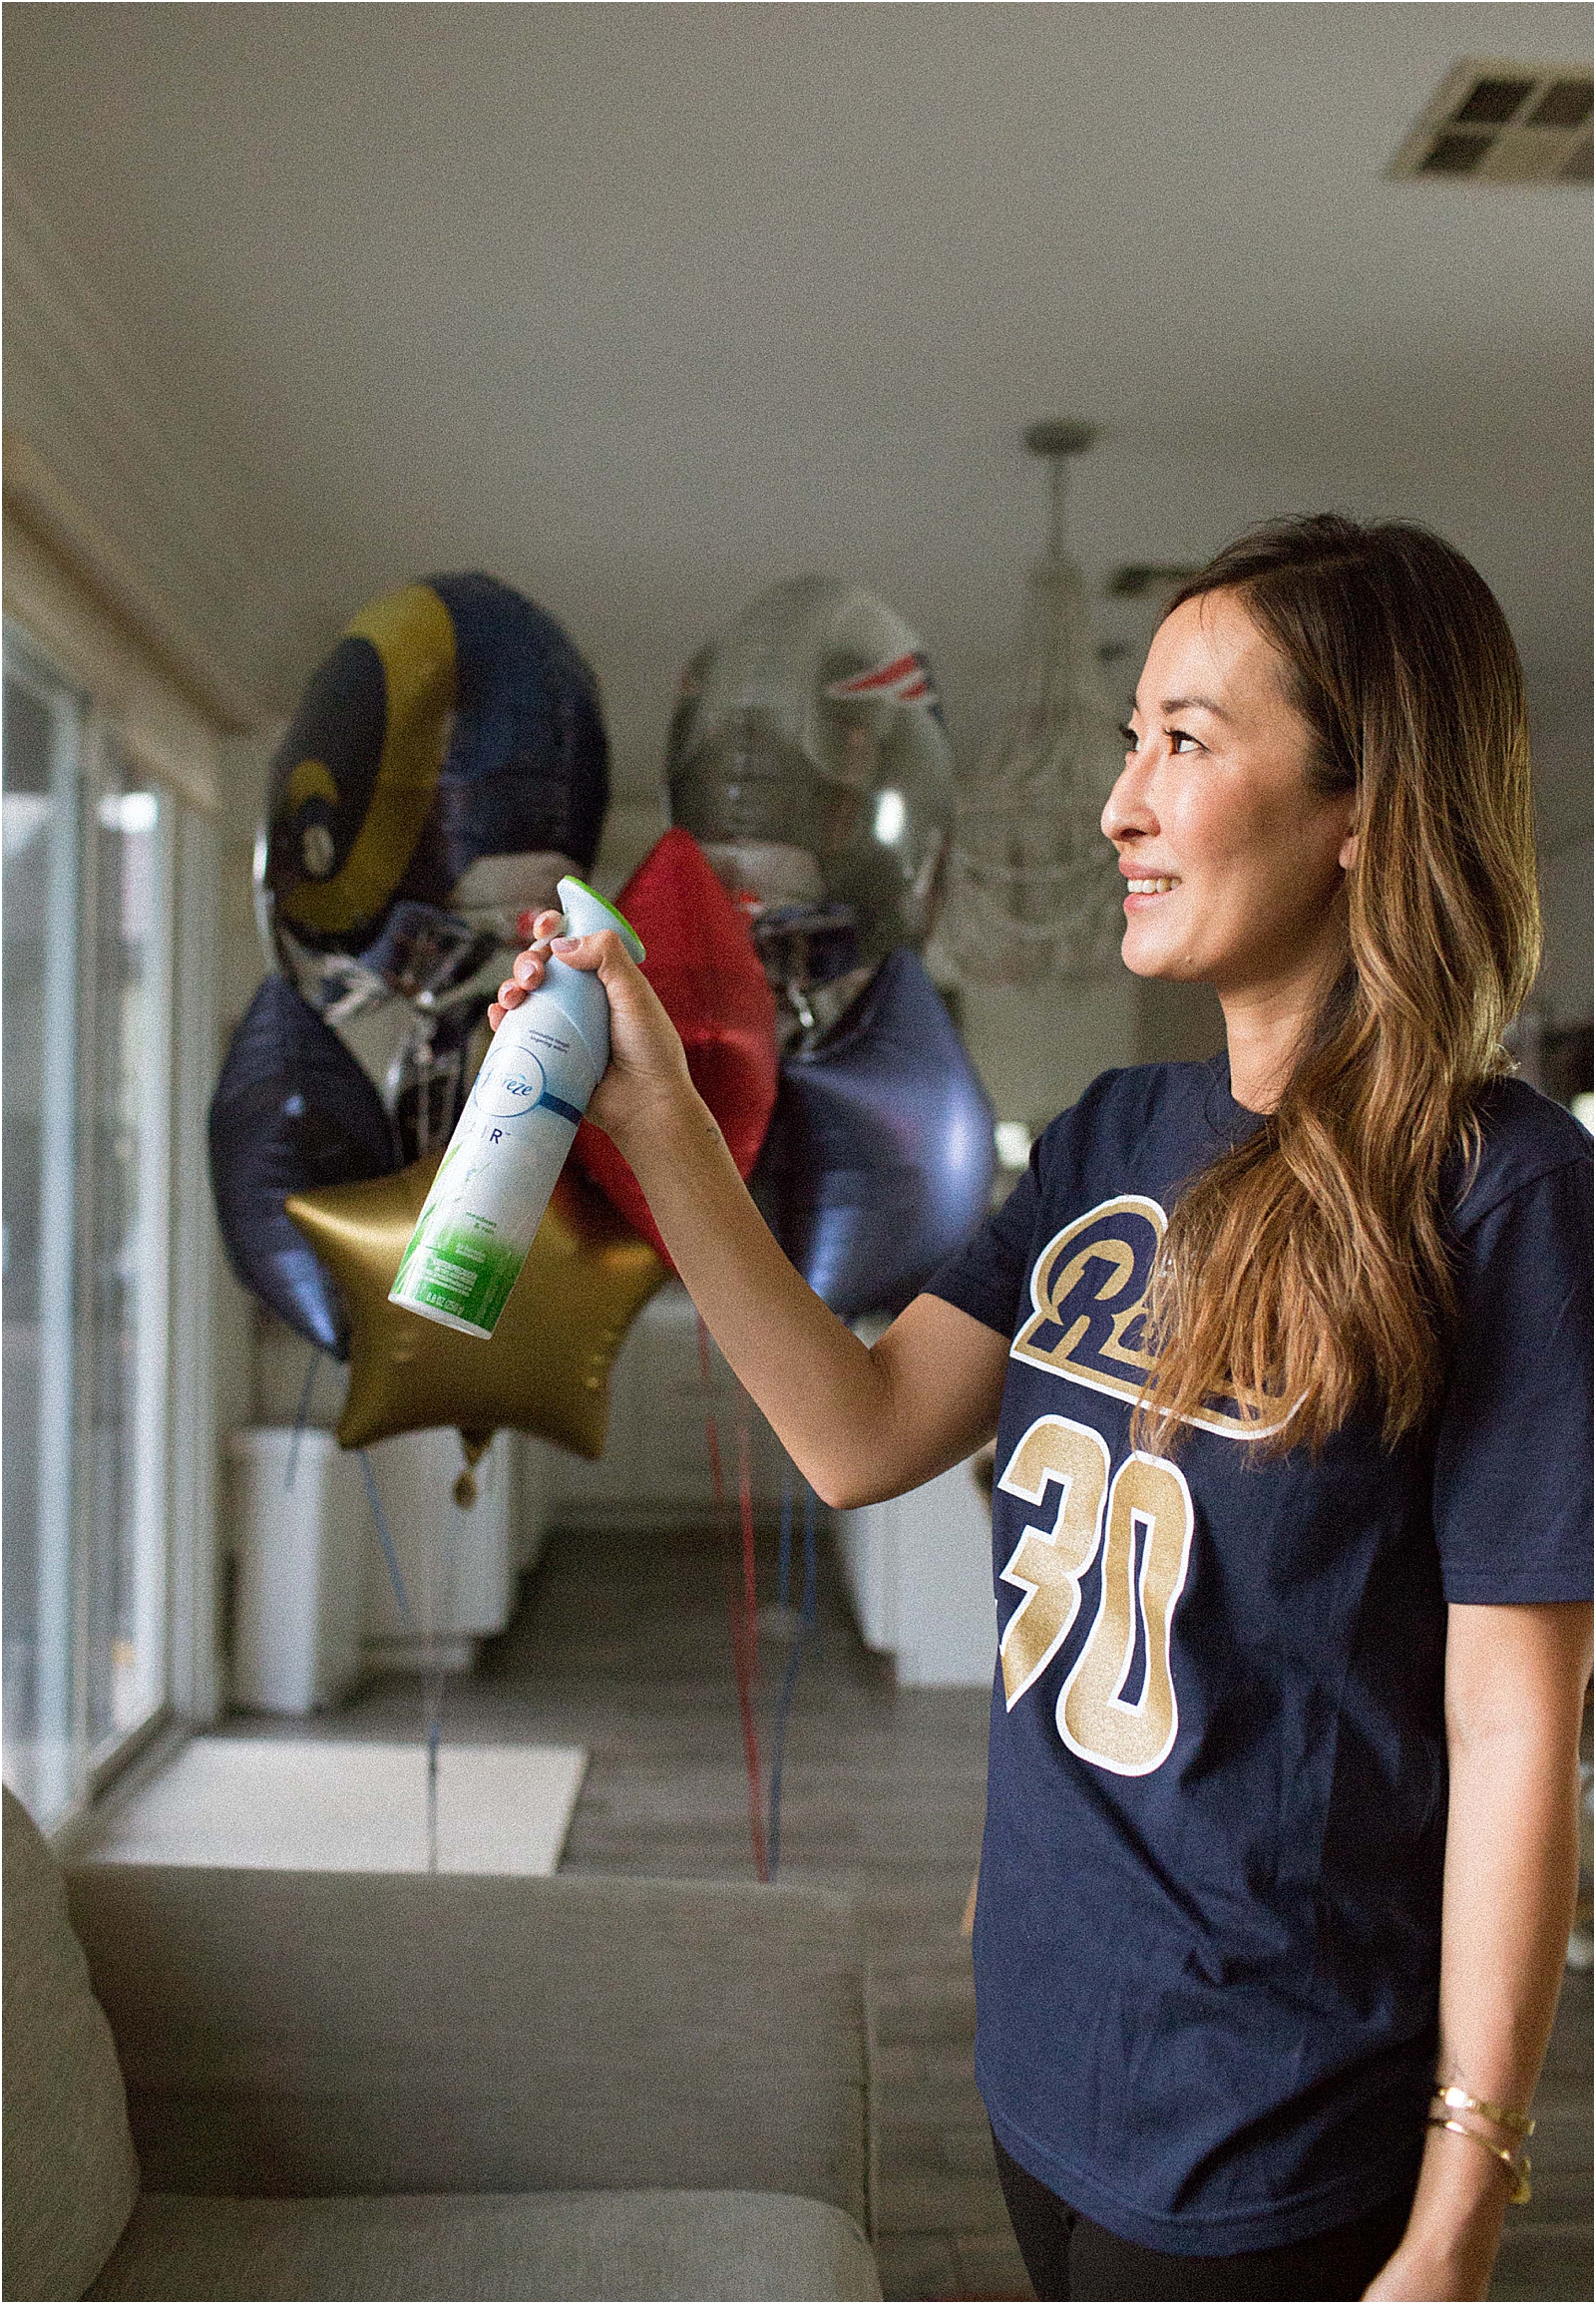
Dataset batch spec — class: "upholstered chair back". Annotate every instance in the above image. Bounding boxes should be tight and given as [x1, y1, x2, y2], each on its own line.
[2, 1786, 140, 2301]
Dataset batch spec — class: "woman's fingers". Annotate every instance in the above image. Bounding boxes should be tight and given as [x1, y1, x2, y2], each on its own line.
[490, 909, 570, 1031]
[506, 910, 565, 991]
[492, 925, 673, 1082]
[546, 927, 624, 973]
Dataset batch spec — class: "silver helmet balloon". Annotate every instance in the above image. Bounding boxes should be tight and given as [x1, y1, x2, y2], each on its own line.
[666, 576, 954, 1042]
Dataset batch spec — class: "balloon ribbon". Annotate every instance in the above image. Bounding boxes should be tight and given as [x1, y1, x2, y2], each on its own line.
[284, 1346, 323, 1492]
[358, 1449, 413, 1628]
[697, 1314, 768, 1882]
[767, 1472, 818, 1880]
[357, 1448, 444, 1872]
[778, 1458, 793, 1609]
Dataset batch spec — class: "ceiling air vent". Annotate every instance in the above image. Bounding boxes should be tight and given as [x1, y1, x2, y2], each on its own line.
[1390, 57, 1593, 184]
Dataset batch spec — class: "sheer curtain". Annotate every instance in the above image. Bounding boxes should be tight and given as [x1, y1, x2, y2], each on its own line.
[3, 627, 177, 1825]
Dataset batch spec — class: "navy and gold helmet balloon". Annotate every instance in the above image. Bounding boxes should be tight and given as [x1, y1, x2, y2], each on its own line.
[262, 573, 609, 973]
[666, 576, 954, 1043]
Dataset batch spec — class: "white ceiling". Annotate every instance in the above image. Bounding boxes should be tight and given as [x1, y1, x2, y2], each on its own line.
[4, 1, 1591, 822]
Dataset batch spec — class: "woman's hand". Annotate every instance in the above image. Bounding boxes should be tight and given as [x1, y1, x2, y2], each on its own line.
[488, 909, 694, 1147]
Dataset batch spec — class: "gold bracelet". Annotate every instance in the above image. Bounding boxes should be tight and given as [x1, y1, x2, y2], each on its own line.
[1430, 2082, 1535, 2139]
[1426, 2114, 1533, 2206]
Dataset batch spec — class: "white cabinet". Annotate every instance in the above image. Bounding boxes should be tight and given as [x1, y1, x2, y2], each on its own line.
[227, 1426, 535, 1710]
[835, 1455, 997, 1689]
[360, 1428, 525, 1675]
[226, 1429, 368, 1715]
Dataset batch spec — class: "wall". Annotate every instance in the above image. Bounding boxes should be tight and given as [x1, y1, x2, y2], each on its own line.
[1533, 696, 1595, 1038]
[957, 973, 1133, 1133]
[1540, 838, 1594, 1035]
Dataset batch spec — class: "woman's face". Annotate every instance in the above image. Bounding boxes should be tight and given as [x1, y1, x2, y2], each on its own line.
[1102, 588, 1358, 1001]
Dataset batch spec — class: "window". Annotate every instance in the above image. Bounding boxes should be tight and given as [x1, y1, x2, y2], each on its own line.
[3, 624, 182, 1826]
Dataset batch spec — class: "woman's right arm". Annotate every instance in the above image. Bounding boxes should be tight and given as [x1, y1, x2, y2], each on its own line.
[491, 918, 1010, 1508]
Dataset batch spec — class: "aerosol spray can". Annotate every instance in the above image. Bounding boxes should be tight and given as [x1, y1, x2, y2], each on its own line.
[389, 876, 645, 1339]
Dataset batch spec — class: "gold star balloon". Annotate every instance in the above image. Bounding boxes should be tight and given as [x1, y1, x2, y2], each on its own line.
[286, 1157, 666, 1457]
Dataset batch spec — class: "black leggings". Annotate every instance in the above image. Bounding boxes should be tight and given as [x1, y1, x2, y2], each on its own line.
[992, 2131, 1414, 2302]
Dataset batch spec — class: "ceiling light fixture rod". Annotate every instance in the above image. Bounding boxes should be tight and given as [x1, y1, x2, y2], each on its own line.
[1024, 418, 1096, 562]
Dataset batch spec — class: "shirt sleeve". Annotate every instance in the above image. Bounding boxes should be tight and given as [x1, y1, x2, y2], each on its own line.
[1432, 1155, 1594, 1604]
[921, 1147, 1041, 1340]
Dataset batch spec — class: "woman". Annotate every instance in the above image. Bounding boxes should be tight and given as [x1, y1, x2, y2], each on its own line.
[491, 516, 1591, 2302]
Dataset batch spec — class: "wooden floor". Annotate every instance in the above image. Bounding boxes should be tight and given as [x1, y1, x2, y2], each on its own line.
[317, 1517, 1590, 2303]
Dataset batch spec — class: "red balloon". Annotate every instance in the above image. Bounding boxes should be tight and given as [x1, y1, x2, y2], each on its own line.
[574, 829, 778, 1264]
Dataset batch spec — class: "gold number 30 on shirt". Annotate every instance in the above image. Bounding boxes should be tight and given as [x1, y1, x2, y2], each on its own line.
[997, 1413, 1195, 1776]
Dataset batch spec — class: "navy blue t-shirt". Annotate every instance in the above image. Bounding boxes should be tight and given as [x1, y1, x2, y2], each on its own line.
[926, 1058, 1592, 2255]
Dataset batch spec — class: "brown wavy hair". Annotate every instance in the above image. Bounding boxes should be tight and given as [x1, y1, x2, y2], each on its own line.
[1131, 515, 1541, 1457]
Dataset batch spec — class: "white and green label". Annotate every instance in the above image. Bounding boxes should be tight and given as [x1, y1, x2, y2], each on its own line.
[393, 1210, 525, 1335]
[389, 991, 598, 1338]
[389, 892, 625, 1341]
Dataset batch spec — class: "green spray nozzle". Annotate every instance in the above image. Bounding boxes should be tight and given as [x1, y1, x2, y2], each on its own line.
[556, 875, 645, 965]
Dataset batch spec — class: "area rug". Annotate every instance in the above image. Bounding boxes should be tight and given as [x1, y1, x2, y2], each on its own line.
[87, 1736, 588, 1875]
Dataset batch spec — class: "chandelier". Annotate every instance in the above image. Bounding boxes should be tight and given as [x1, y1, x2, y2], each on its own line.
[937, 421, 1127, 987]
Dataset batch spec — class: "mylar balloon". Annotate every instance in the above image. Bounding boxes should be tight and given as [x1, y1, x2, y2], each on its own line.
[667, 576, 954, 1039]
[260, 572, 609, 1000]
[285, 1157, 666, 1456]
[754, 949, 996, 1322]
[208, 975, 398, 1353]
[573, 829, 779, 1264]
